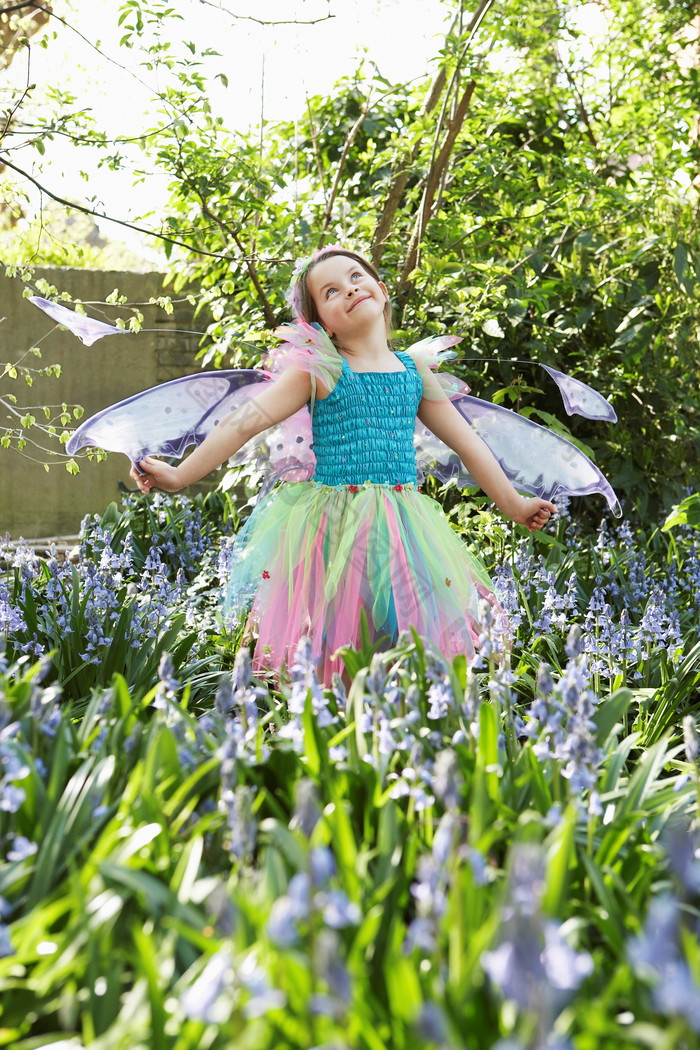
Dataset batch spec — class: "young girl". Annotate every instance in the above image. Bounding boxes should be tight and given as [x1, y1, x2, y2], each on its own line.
[130, 248, 555, 681]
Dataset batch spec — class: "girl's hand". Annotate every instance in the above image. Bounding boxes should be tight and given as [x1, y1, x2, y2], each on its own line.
[129, 456, 183, 494]
[512, 496, 556, 532]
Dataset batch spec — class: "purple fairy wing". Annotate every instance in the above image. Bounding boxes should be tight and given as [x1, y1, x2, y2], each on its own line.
[540, 365, 617, 423]
[415, 395, 621, 516]
[65, 369, 317, 491]
[29, 296, 128, 347]
[228, 405, 315, 495]
[66, 371, 271, 462]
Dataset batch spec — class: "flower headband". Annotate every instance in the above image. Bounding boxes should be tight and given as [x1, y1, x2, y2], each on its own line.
[285, 243, 348, 319]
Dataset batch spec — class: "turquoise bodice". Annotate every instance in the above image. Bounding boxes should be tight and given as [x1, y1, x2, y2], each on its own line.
[311, 352, 423, 486]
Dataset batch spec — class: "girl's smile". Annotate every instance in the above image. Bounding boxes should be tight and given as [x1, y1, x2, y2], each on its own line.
[308, 256, 388, 341]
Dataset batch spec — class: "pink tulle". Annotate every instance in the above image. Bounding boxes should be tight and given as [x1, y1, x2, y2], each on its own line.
[227, 482, 501, 683]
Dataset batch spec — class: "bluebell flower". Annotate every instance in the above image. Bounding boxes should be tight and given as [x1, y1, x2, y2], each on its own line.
[565, 624, 583, 660]
[222, 784, 256, 862]
[492, 561, 522, 630]
[376, 712, 396, 755]
[588, 790, 603, 816]
[157, 652, 180, 694]
[232, 647, 252, 691]
[267, 873, 310, 947]
[416, 1001, 449, 1043]
[683, 715, 699, 764]
[662, 820, 700, 894]
[7, 835, 37, 862]
[319, 889, 361, 929]
[214, 675, 234, 717]
[277, 716, 305, 751]
[482, 845, 592, 1014]
[462, 668, 481, 732]
[0, 582, 26, 635]
[238, 952, 286, 1018]
[464, 845, 492, 886]
[0, 924, 14, 959]
[432, 750, 461, 811]
[404, 814, 454, 953]
[365, 652, 388, 697]
[427, 678, 454, 720]
[314, 928, 351, 1005]
[541, 921, 593, 989]
[291, 779, 320, 839]
[522, 651, 601, 802]
[0, 781, 26, 813]
[331, 672, 347, 705]
[289, 636, 329, 723]
[482, 933, 544, 1009]
[180, 948, 233, 1023]
[629, 895, 700, 1033]
[403, 915, 437, 954]
[310, 846, 335, 887]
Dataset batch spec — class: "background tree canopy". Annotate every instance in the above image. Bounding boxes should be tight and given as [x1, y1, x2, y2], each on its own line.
[1, 0, 699, 515]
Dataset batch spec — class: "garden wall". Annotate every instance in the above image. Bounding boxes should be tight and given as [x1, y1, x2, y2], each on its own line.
[0, 268, 202, 539]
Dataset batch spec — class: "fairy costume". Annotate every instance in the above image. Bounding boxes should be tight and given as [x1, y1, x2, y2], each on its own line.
[223, 327, 500, 681]
[57, 272, 620, 681]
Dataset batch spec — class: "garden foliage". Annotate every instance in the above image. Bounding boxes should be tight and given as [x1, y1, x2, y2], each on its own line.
[1, 2, 700, 1045]
[1, 492, 700, 1048]
[0, 0, 699, 511]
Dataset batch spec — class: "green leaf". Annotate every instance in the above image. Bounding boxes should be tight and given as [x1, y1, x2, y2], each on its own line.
[542, 802, 576, 916]
[662, 493, 700, 532]
[593, 688, 634, 745]
[482, 318, 505, 338]
[673, 242, 694, 294]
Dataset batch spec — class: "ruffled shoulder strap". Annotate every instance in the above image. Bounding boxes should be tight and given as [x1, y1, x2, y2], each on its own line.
[267, 321, 343, 393]
[403, 334, 468, 401]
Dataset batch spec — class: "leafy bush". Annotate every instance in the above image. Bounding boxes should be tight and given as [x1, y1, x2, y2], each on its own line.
[1, 491, 700, 1047]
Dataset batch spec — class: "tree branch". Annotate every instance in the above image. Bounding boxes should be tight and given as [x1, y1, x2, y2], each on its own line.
[318, 102, 370, 246]
[196, 1, 335, 26]
[0, 1, 51, 15]
[395, 79, 476, 296]
[370, 21, 456, 268]
[394, 0, 496, 298]
[171, 145, 279, 326]
[0, 154, 241, 261]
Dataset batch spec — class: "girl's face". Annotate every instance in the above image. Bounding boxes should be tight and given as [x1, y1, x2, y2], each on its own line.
[307, 256, 388, 342]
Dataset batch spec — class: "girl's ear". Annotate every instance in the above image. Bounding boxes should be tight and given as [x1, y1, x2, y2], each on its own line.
[379, 280, 389, 300]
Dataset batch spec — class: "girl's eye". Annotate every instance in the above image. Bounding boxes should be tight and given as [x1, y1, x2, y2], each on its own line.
[325, 286, 338, 299]
[351, 271, 363, 281]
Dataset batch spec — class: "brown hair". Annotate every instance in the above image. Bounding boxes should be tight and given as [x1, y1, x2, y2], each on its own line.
[296, 249, 393, 336]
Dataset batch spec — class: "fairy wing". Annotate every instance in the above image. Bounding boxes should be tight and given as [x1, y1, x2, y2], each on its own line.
[540, 365, 617, 423]
[65, 368, 317, 489]
[29, 295, 129, 346]
[415, 394, 621, 515]
[227, 405, 315, 494]
[67, 370, 270, 462]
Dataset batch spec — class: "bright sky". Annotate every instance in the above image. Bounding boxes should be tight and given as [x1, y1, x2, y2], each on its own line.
[6, 0, 613, 258]
[8, 0, 451, 237]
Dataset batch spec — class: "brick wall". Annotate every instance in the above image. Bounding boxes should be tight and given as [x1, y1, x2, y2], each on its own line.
[0, 267, 207, 538]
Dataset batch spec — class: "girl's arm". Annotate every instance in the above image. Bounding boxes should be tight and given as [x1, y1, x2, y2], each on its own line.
[130, 366, 313, 493]
[417, 376, 555, 532]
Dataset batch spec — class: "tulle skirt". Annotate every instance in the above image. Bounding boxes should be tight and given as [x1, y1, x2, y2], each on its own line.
[222, 481, 499, 682]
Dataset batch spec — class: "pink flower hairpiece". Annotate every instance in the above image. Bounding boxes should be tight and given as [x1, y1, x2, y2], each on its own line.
[286, 244, 348, 319]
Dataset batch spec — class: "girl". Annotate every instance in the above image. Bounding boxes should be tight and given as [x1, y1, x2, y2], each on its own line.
[130, 248, 555, 680]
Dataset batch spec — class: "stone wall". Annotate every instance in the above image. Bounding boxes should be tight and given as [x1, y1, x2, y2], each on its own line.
[0, 268, 204, 539]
